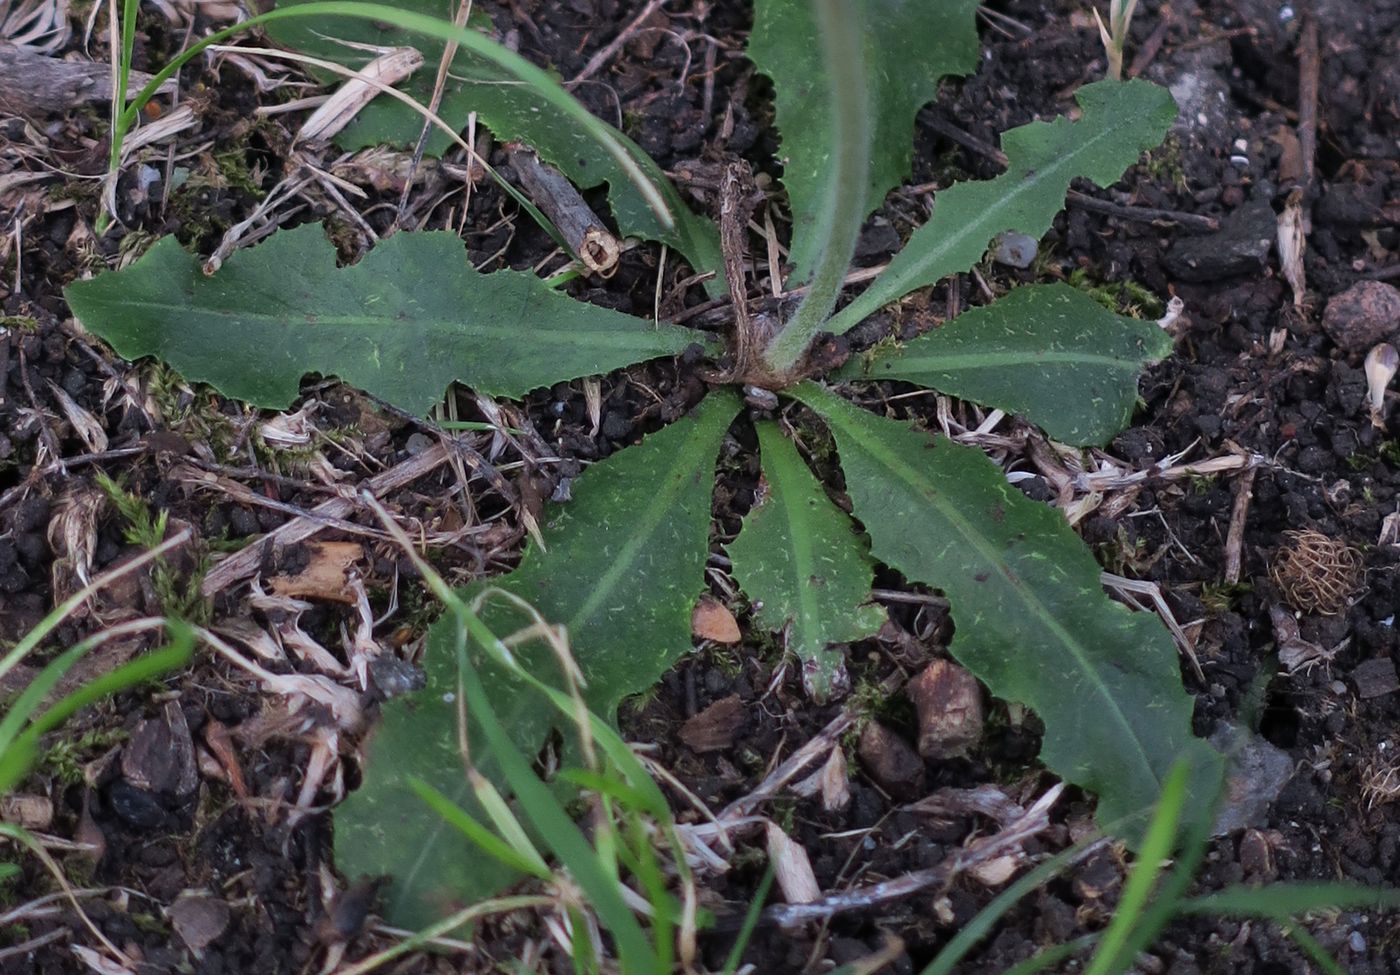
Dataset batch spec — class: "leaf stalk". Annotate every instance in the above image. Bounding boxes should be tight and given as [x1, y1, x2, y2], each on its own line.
[759, 0, 872, 376]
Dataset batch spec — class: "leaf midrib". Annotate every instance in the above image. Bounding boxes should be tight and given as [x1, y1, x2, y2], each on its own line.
[564, 406, 729, 667]
[831, 102, 1133, 335]
[872, 348, 1147, 374]
[768, 431, 822, 658]
[830, 406, 1158, 792]
[98, 300, 692, 352]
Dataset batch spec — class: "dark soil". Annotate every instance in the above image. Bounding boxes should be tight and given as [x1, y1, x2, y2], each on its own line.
[4, 0, 1400, 972]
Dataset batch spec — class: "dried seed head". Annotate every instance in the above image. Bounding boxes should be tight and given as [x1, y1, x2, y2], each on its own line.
[1365, 342, 1399, 424]
[1269, 529, 1362, 615]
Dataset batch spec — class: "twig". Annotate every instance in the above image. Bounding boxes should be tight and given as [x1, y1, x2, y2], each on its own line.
[568, 0, 669, 87]
[505, 145, 620, 274]
[1071, 447, 1268, 494]
[718, 160, 759, 378]
[396, 0, 474, 228]
[1224, 466, 1257, 585]
[1065, 190, 1218, 232]
[718, 712, 856, 821]
[1126, 3, 1173, 78]
[200, 443, 453, 595]
[1101, 572, 1205, 682]
[172, 466, 411, 542]
[17, 347, 63, 472]
[1296, 12, 1320, 188]
[756, 784, 1063, 926]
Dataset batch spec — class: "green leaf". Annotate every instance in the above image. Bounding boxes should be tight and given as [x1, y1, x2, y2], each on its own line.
[335, 391, 738, 926]
[1179, 883, 1400, 919]
[727, 421, 884, 701]
[757, 0, 874, 374]
[65, 226, 705, 414]
[827, 79, 1178, 335]
[788, 382, 1222, 834]
[265, 1, 722, 282]
[838, 283, 1172, 446]
[749, 0, 980, 284]
[464, 389, 739, 718]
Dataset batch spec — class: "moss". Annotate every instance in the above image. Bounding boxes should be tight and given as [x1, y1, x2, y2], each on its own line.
[1143, 134, 1189, 193]
[40, 728, 129, 786]
[114, 230, 161, 269]
[1067, 267, 1164, 319]
[95, 471, 212, 623]
[1201, 580, 1251, 615]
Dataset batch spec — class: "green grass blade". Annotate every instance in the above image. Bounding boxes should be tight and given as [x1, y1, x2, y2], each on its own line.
[1179, 883, 1400, 917]
[1280, 923, 1347, 975]
[0, 531, 188, 685]
[999, 935, 1099, 975]
[408, 777, 551, 880]
[25, 625, 193, 738]
[920, 832, 1107, 975]
[337, 393, 737, 926]
[453, 630, 658, 974]
[0, 624, 193, 793]
[722, 865, 776, 975]
[1083, 759, 1190, 975]
[0, 643, 92, 759]
[113, 2, 721, 280]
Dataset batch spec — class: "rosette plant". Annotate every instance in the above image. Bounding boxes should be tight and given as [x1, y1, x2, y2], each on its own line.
[67, 0, 1220, 923]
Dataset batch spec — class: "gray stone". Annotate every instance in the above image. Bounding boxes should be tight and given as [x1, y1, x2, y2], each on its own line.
[1209, 724, 1294, 834]
[1165, 197, 1276, 282]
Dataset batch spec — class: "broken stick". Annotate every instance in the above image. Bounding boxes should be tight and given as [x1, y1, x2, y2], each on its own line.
[506, 144, 620, 275]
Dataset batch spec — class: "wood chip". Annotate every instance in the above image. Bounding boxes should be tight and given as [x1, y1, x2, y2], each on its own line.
[267, 541, 364, 604]
[680, 694, 743, 753]
[968, 854, 1019, 887]
[691, 595, 741, 643]
[0, 794, 54, 830]
[1277, 188, 1307, 309]
[297, 47, 425, 144]
[0, 44, 174, 116]
[765, 821, 821, 905]
[906, 659, 984, 759]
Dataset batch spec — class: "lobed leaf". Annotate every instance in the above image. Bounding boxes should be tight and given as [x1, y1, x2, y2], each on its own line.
[826, 79, 1178, 335]
[789, 382, 1222, 834]
[336, 391, 738, 926]
[749, 0, 980, 284]
[838, 283, 1173, 446]
[266, 1, 722, 282]
[65, 226, 706, 415]
[727, 421, 885, 701]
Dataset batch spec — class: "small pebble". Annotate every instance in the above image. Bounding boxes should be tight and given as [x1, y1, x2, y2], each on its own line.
[993, 232, 1038, 269]
[1323, 280, 1400, 353]
[1350, 931, 1367, 953]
